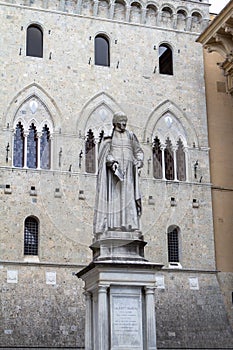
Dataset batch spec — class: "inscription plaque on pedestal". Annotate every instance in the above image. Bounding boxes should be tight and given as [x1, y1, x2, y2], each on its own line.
[110, 287, 143, 350]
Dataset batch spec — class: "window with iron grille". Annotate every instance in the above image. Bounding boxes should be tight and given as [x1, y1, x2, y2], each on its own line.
[168, 227, 179, 262]
[24, 217, 39, 255]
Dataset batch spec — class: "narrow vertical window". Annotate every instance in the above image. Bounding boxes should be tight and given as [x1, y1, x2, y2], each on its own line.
[95, 34, 110, 67]
[168, 227, 179, 263]
[26, 24, 43, 58]
[85, 129, 96, 173]
[13, 122, 24, 167]
[27, 123, 38, 169]
[165, 137, 174, 180]
[24, 216, 39, 256]
[176, 139, 186, 181]
[152, 136, 162, 179]
[40, 125, 50, 169]
[159, 44, 173, 75]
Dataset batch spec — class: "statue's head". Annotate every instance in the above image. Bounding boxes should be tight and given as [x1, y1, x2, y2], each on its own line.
[113, 112, 128, 132]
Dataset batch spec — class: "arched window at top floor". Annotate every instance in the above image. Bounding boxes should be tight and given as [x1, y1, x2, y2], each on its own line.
[159, 44, 173, 75]
[95, 34, 110, 67]
[26, 24, 43, 58]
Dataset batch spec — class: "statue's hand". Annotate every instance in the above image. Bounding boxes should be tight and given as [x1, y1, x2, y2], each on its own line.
[137, 160, 143, 169]
[112, 162, 118, 172]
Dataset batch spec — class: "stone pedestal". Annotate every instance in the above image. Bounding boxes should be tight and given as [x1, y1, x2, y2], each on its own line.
[77, 259, 163, 350]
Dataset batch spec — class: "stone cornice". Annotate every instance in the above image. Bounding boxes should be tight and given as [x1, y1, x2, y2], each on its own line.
[197, 0, 233, 94]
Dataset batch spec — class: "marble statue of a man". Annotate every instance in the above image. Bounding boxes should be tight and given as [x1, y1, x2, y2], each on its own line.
[93, 112, 144, 235]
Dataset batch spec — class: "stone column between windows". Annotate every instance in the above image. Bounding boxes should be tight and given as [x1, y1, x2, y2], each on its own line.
[161, 144, 166, 180]
[84, 291, 92, 350]
[59, 0, 65, 11]
[50, 135, 53, 170]
[184, 147, 189, 181]
[98, 285, 109, 350]
[23, 131, 28, 168]
[94, 137, 98, 175]
[109, 1, 115, 20]
[157, 11, 162, 27]
[93, 0, 99, 16]
[37, 132, 42, 170]
[43, 0, 48, 9]
[172, 13, 178, 29]
[145, 286, 157, 350]
[125, 6, 130, 22]
[185, 16, 192, 31]
[75, 0, 82, 14]
[172, 146, 178, 181]
[141, 8, 147, 25]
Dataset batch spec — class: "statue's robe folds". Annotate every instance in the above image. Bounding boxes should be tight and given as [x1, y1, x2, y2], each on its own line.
[93, 130, 144, 235]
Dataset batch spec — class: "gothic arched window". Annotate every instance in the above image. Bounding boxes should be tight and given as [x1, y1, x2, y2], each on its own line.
[165, 137, 174, 180]
[26, 24, 43, 58]
[27, 123, 38, 169]
[40, 125, 50, 169]
[176, 139, 186, 181]
[95, 34, 110, 67]
[13, 122, 24, 168]
[24, 216, 39, 256]
[152, 137, 162, 179]
[167, 226, 180, 263]
[85, 129, 96, 173]
[159, 44, 173, 75]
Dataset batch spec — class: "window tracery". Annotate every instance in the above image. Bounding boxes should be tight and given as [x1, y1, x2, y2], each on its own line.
[85, 129, 96, 173]
[13, 122, 24, 168]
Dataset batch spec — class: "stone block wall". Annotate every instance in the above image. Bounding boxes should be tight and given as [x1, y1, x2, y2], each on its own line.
[0, 0, 232, 348]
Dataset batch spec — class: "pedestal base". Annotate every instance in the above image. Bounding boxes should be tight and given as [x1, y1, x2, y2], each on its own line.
[90, 230, 147, 261]
[77, 260, 163, 350]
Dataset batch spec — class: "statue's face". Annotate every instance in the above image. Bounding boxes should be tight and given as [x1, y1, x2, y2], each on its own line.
[114, 118, 127, 132]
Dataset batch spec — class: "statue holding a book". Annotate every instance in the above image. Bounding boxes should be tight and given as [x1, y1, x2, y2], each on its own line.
[93, 112, 144, 235]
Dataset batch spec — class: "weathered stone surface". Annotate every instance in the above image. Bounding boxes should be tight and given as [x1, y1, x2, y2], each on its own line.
[0, 0, 232, 348]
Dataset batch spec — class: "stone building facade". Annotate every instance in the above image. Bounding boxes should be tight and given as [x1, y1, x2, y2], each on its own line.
[0, 0, 232, 348]
[197, 0, 233, 332]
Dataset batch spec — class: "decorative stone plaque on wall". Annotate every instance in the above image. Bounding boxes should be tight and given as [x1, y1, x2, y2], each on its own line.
[110, 287, 143, 350]
[46, 271, 56, 285]
[7, 270, 18, 283]
[189, 277, 199, 290]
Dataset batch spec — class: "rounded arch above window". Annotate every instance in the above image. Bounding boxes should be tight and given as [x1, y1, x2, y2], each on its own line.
[191, 11, 202, 21]
[161, 6, 173, 17]
[95, 34, 110, 67]
[24, 215, 39, 224]
[177, 9, 187, 19]
[26, 24, 43, 58]
[167, 224, 180, 233]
